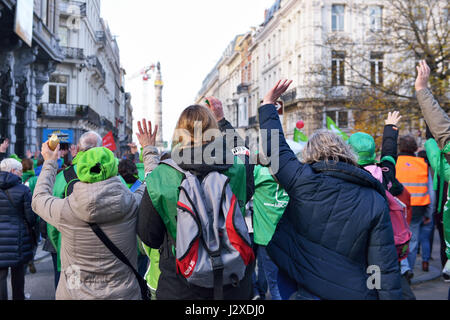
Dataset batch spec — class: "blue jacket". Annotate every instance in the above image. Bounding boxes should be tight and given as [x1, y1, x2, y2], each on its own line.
[259, 104, 402, 300]
[0, 171, 36, 268]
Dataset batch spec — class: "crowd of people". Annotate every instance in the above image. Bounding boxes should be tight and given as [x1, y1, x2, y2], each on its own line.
[0, 60, 449, 300]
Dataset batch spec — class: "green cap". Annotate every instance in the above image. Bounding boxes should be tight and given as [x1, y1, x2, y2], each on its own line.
[76, 147, 118, 183]
[348, 132, 376, 166]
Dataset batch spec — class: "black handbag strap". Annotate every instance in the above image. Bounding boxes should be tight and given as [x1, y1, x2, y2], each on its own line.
[88, 222, 150, 300]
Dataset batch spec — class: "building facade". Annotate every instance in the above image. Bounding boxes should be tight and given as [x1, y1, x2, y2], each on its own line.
[37, 0, 132, 155]
[196, 0, 449, 151]
[0, 0, 63, 157]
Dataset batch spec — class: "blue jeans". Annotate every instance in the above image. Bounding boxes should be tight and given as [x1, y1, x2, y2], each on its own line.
[258, 246, 282, 300]
[419, 217, 434, 263]
[251, 242, 267, 299]
[407, 207, 427, 270]
[400, 258, 411, 274]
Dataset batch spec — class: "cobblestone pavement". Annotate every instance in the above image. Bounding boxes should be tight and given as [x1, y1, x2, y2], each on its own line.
[6, 228, 449, 300]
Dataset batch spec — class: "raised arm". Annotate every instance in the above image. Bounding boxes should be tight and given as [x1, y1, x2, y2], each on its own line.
[205, 96, 255, 202]
[258, 80, 306, 195]
[31, 142, 65, 229]
[136, 118, 160, 176]
[415, 60, 450, 151]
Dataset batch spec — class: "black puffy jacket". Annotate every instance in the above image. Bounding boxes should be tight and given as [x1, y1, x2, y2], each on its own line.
[259, 104, 403, 300]
[0, 171, 36, 268]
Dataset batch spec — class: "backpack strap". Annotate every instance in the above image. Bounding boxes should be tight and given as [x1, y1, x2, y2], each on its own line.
[129, 179, 143, 193]
[63, 165, 80, 198]
[89, 222, 151, 300]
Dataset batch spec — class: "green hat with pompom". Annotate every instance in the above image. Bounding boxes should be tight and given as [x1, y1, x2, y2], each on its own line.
[76, 147, 118, 183]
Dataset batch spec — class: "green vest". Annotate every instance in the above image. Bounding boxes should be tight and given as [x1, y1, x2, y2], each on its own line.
[253, 165, 289, 246]
[146, 157, 247, 242]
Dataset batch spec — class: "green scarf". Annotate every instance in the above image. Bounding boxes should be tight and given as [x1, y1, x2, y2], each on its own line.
[76, 147, 118, 183]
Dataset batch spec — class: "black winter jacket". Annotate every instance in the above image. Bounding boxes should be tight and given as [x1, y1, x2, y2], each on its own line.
[259, 104, 403, 300]
[0, 171, 36, 268]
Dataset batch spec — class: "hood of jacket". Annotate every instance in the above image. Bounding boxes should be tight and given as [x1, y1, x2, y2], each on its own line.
[67, 176, 137, 224]
[311, 160, 386, 199]
[76, 147, 118, 184]
[172, 137, 234, 178]
[0, 171, 21, 190]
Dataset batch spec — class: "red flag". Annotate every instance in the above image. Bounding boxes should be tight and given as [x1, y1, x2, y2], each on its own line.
[102, 131, 117, 151]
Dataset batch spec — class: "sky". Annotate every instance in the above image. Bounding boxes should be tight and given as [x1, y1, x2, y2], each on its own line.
[100, 0, 276, 144]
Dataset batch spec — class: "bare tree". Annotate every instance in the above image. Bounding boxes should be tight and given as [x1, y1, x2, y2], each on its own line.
[323, 0, 449, 143]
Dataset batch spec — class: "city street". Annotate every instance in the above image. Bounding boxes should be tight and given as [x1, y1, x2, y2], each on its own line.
[7, 229, 448, 301]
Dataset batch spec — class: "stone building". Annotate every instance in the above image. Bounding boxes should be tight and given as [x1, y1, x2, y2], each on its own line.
[37, 0, 132, 155]
[0, 0, 63, 157]
[196, 0, 449, 150]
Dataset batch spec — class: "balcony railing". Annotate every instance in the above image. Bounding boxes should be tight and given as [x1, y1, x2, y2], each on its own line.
[61, 46, 84, 60]
[249, 116, 258, 127]
[60, 1, 87, 17]
[88, 56, 106, 80]
[38, 103, 101, 127]
[96, 31, 107, 46]
[237, 83, 250, 95]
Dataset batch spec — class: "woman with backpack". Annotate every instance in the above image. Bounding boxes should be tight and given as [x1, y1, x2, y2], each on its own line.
[137, 102, 255, 300]
[260, 80, 402, 300]
[348, 112, 415, 300]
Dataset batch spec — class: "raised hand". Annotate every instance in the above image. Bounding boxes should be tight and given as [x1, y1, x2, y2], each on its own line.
[41, 140, 60, 161]
[205, 96, 224, 122]
[127, 142, 138, 154]
[136, 119, 158, 148]
[262, 79, 293, 106]
[415, 60, 430, 92]
[385, 111, 402, 127]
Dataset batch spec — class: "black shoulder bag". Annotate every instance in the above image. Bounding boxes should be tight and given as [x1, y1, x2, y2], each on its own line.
[89, 223, 151, 301]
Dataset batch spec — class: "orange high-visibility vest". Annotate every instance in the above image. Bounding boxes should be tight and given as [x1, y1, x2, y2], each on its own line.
[396, 156, 430, 207]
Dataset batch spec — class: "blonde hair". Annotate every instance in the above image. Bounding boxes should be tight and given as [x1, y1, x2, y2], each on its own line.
[302, 129, 357, 165]
[172, 105, 220, 149]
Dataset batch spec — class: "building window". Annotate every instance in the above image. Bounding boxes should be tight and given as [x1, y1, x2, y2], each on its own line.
[369, 6, 383, 31]
[370, 52, 384, 86]
[332, 4, 345, 31]
[48, 75, 69, 104]
[326, 109, 349, 128]
[331, 51, 345, 86]
[59, 26, 69, 47]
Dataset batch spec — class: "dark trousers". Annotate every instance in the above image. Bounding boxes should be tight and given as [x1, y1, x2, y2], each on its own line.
[0, 264, 26, 300]
[50, 253, 60, 290]
[434, 212, 448, 268]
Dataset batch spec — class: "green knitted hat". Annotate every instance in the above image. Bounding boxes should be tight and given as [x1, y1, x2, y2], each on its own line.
[348, 132, 377, 166]
[76, 147, 118, 183]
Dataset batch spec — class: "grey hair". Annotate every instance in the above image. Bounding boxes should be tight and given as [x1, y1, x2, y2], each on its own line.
[77, 131, 102, 151]
[302, 129, 358, 166]
[0, 158, 23, 172]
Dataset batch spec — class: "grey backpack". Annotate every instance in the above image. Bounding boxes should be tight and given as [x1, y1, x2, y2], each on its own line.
[162, 159, 254, 300]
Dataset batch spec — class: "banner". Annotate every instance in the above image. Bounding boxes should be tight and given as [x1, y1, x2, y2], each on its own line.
[14, 0, 34, 47]
[326, 116, 349, 141]
[103, 131, 117, 151]
[43, 129, 74, 144]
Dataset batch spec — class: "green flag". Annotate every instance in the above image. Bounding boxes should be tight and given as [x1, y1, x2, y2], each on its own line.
[326, 116, 349, 141]
[294, 127, 308, 143]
